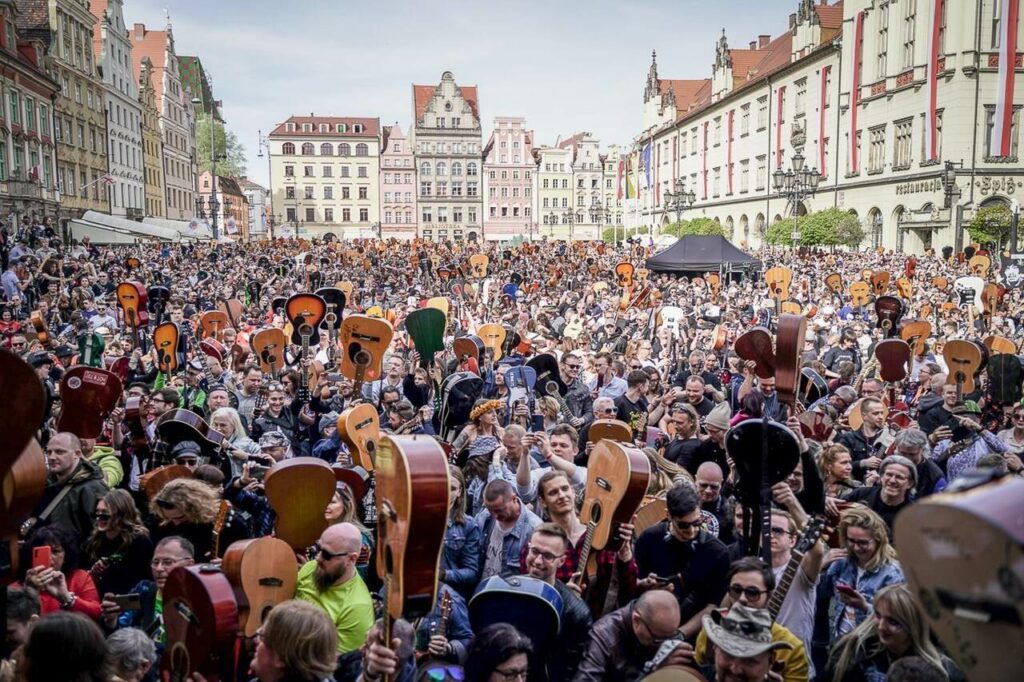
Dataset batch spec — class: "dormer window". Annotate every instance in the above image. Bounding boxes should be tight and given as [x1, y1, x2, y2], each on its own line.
[285, 122, 295, 132]
[337, 123, 347, 133]
[319, 123, 329, 132]
[353, 124, 363, 133]
[302, 123, 312, 132]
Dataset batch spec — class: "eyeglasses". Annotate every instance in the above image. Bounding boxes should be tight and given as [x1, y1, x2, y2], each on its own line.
[155, 499, 176, 510]
[635, 612, 680, 645]
[564, 364, 581, 370]
[424, 665, 465, 681]
[769, 526, 793, 537]
[599, 407, 615, 414]
[630, 365, 642, 370]
[1013, 414, 1024, 421]
[671, 517, 704, 531]
[728, 584, 769, 600]
[846, 537, 874, 548]
[493, 667, 529, 682]
[697, 482, 721, 491]
[93, 512, 111, 520]
[526, 546, 564, 563]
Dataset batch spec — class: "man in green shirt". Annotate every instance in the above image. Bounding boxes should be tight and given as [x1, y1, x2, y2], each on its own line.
[296, 522, 375, 653]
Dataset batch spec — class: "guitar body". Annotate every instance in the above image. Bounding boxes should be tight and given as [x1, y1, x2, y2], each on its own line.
[726, 419, 801, 505]
[896, 276, 913, 299]
[405, 307, 447, 364]
[943, 340, 984, 397]
[733, 327, 776, 380]
[614, 262, 635, 288]
[29, 310, 51, 348]
[338, 404, 381, 471]
[874, 339, 912, 383]
[526, 353, 567, 396]
[251, 327, 288, 376]
[453, 335, 483, 363]
[639, 667, 708, 682]
[264, 457, 336, 549]
[217, 298, 245, 330]
[161, 564, 238, 682]
[798, 367, 829, 406]
[874, 296, 905, 338]
[139, 464, 193, 500]
[469, 575, 563, 652]
[285, 293, 327, 346]
[426, 297, 450, 318]
[316, 287, 346, 330]
[147, 286, 171, 326]
[764, 266, 792, 301]
[780, 301, 801, 315]
[582, 441, 651, 551]
[774, 314, 806, 410]
[986, 354, 1023, 405]
[848, 282, 870, 307]
[155, 410, 228, 458]
[0, 351, 47, 469]
[199, 311, 230, 340]
[870, 270, 890, 296]
[824, 272, 843, 295]
[632, 496, 668, 535]
[587, 419, 632, 444]
[899, 319, 932, 356]
[57, 366, 123, 439]
[477, 323, 507, 361]
[339, 315, 394, 384]
[116, 281, 150, 331]
[125, 396, 152, 463]
[154, 322, 180, 374]
[376, 435, 450, 620]
[894, 477, 1024, 682]
[983, 335, 1016, 356]
[222, 537, 299, 637]
[469, 253, 489, 278]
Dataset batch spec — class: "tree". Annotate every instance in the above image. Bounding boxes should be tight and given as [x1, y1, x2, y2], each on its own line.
[195, 112, 247, 177]
[602, 226, 649, 243]
[764, 217, 800, 246]
[663, 217, 729, 238]
[967, 204, 1013, 248]
[763, 208, 866, 247]
[835, 213, 867, 248]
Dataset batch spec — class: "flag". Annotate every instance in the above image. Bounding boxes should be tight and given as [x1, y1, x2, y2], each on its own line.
[991, 0, 1020, 157]
[641, 142, 652, 189]
[101, 174, 114, 186]
[617, 157, 624, 200]
[625, 152, 638, 199]
[924, 0, 943, 161]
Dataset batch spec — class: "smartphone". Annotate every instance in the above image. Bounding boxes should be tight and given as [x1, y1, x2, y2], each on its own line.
[652, 575, 675, 586]
[530, 414, 545, 432]
[112, 593, 142, 611]
[251, 465, 268, 483]
[836, 583, 859, 597]
[32, 545, 52, 569]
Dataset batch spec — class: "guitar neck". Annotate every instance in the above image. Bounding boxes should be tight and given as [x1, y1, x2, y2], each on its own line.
[767, 547, 805, 619]
[298, 334, 310, 402]
[572, 522, 596, 589]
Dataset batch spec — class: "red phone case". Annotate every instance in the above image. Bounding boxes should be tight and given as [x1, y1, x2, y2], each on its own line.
[32, 545, 51, 569]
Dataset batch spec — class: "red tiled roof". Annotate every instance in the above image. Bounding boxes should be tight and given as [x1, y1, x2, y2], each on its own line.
[268, 116, 380, 138]
[816, 2, 843, 30]
[557, 132, 587, 150]
[88, 1, 109, 61]
[743, 32, 793, 81]
[661, 78, 712, 112]
[13, 0, 50, 32]
[413, 83, 479, 123]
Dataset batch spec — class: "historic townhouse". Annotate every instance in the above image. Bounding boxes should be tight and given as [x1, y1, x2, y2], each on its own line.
[198, 170, 248, 239]
[237, 177, 269, 238]
[131, 20, 194, 221]
[138, 55, 163, 217]
[535, 145, 574, 239]
[482, 116, 534, 241]
[380, 122, 416, 240]
[18, 0, 108, 226]
[601, 144, 626, 236]
[89, 0, 143, 218]
[636, 0, 1024, 254]
[268, 115, 381, 239]
[412, 71, 483, 241]
[0, 1, 60, 220]
[559, 132, 605, 241]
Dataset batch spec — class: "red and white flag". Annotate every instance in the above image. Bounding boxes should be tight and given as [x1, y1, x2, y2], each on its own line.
[991, 0, 1020, 157]
[924, 0, 943, 161]
[101, 174, 114, 186]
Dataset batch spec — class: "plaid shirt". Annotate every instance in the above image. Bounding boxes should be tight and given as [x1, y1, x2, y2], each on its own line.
[519, 530, 639, 605]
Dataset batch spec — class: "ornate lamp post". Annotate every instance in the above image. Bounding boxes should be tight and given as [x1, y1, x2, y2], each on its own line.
[562, 209, 577, 241]
[771, 152, 821, 244]
[547, 210, 557, 238]
[663, 178, 696, 224]
[257, 129, 274, 240]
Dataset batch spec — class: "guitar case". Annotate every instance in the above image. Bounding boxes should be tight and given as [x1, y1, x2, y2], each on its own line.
[439, 372, 483, 443]
[469, 575, 563, 651]
[986, 354, 1023, 405]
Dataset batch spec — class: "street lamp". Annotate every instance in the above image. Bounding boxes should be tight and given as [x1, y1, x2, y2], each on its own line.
[663, 178, 696, 224]
[547, 211, 557, 237]
[192, 86, 224, 241]
[562, 209, 577, 241]
[257, 129, 274, 240]
[772, 152, 821, 244]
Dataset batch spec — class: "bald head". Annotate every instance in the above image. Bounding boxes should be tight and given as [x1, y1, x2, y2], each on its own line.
[635, 589, 681, 631]
[320, 522, 362, 554]
[695, 462, 723, 502]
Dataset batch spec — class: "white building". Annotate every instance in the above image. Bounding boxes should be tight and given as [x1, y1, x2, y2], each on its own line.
[635, 0, 1024, 254]
[534, 145, 574, 239]
[237, 177, 269, 238]
[90, 0, 143, 218]
[482, 116, 535, 241]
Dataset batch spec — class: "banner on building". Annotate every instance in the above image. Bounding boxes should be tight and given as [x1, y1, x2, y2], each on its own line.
[226, 216, 238, 234]
[924, 0, 943, 161]
[641, 142, 652, 189]
[991, 0, 1020, 157]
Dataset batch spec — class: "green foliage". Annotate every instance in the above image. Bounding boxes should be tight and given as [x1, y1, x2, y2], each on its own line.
[834, 213, 867, 247]
[601, 226, 649, 243]
[764, 217, 800, 245]
[967, 205, 1013, 248]
[764, 208, 866, 247]
[662, 217, 729, 238]
[196, 112, 247, 177]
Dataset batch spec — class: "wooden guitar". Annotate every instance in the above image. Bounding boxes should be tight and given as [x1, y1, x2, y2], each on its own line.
[146, 286, 171, 327]
[263, 457, 336, 550]
[285, 293, 327, 403]
[116, 281, 149, 349]
[587, 419, 633, 445]
[161, 564, 239, 682]
[339, 314, 394, 396]
[338, 403, 381, 471]
[899, 319, 932, 356]
[764, 266, 792, 310]
[376, 435, 450, 681]
[57, 366, 123, 439]
[477, 323, 507, 362]
[470, 253, 489, 278]
[874, 296, 905, 338]
[733, 327, 775, 380]
[222, 536, 298, 637]
[153, 322, 180, 374]
[199, 311, 230, 341]
[774, 314, 806, 412]
[29, 310, 52, 349]
[614, 262, 635, 289]
[870, 270, 890, 296]
[767, 515, 827, 619]
[571, 440, 650, 594]
[251, 327, 287, 378]
[943, 340, 985, 401]
[155, 409, 230, 460]
[125, 396, 152, 464]
[848, 281, 870, 307]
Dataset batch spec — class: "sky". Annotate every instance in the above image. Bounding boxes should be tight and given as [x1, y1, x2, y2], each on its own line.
[127, 0, 801, 188]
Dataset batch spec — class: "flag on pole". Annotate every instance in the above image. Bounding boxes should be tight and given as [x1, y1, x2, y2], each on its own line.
[641, 142, 653, 189]
[991, 0, 1019, 157]
[923, 0, 943, 161]
[625, 151, 638, 199]
[101, 174, 114, 186]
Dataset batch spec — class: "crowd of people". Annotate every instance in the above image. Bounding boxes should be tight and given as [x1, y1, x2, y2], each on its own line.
[1, 214, 1014, 682]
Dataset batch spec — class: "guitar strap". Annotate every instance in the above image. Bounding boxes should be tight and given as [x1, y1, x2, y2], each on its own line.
[25, 480, 76, 535]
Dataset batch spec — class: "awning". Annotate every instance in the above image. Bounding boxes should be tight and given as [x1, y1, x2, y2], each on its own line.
[142, 216, 214, 241]
[81, 211, 180, 242]
[67, 219, 167, 245]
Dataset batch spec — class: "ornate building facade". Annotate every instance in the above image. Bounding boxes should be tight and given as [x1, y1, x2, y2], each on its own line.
[380, 122, 416, 240]
[412, 71, 482, 241]
[482, 116, 534, 241]
[138, 55, 163, 217]
[535, 145, 573, 239]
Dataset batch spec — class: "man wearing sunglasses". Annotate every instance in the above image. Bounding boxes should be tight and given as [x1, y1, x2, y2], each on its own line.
[694, 557, 810, 681]
[296, 522, 374, 654]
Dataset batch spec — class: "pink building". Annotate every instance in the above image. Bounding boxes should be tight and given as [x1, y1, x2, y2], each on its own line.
[482, 117, 535, 240]
[380, 123, 417, 239]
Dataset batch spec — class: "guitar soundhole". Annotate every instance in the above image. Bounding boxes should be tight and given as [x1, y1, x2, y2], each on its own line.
[590, 502, 603, 524]
[169, 643, 191, 680]
[258, 577, 284, 587]
[298, 323, 314, 338]
[354, 349, 371, 366]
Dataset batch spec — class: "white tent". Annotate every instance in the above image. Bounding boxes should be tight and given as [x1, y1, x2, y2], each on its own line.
[81, 211, 180, 242]
[142, 216, 214, 241]
[68, 219, 145, 245]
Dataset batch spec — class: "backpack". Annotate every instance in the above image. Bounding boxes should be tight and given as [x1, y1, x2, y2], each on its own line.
[439, 371, 483, 442]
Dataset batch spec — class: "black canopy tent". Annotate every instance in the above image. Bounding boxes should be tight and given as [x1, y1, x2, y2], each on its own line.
[645, 235, 760, 278]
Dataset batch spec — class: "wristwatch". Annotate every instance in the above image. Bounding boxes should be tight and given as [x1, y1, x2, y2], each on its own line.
[60, 592, 77, 610]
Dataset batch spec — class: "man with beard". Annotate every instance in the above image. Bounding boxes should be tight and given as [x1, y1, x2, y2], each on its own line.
[296, 522, 374, 653]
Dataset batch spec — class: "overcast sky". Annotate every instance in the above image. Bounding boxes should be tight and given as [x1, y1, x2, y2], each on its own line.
[128, 0, 801, 188]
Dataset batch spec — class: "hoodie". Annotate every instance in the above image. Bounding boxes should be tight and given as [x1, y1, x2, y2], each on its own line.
[87, 445, 123, 488]
[38, 458, 109, 539]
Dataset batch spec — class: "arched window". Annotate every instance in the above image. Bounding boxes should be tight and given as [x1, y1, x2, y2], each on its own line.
[301, 142, 315, 155]
[420, 161, 432, 175]
[320, 143, 334, 155]
[451, 161, 462, 176]
[355, 143, 368, 156]
[467, 162, 478, 176]
[339, 143, 351, 156]
[436, 162, 447, 176]
[281, 142, 295, 155]
[869, 208, 883, 248]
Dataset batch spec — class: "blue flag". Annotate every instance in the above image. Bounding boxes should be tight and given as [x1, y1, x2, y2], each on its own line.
[641, 142, 652, 189]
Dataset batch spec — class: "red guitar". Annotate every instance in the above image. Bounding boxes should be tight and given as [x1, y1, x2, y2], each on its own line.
[57, 366, 123, 439]
[161, 564, 238, 682]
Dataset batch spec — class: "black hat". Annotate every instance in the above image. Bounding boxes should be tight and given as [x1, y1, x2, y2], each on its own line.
[28, 352, 53, 368]
[171, 441, 203, 459]
[53, 345, 75, 359]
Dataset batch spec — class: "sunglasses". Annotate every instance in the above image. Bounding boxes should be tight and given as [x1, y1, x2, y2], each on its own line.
[314, 543, 349, 561]
[671, 518, 704, 531]
[423, 666, 465, 682]
[155, 499, 176, 510]
[93, 512, 111, 520]
[728, 584, 769, 600]
[769, 526, 793, 537]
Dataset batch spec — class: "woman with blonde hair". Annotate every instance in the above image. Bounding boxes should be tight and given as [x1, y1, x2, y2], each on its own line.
[324, 482, 373, 579]
[821, 506, 905, 645]
[825, 584, 964, 681]
[147, 478, 223, 562]
[210, 406, 261, 476]
[251, 600, 338, 681]
[451, 398, 506, 455]
[817, 443, 862, 497]
[537, 395, 562, 432]
[440, 465, 481, 598]
[83, 489, 153, 596]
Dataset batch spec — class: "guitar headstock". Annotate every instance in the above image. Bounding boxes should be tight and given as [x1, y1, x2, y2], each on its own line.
[796, 515, 827, 553]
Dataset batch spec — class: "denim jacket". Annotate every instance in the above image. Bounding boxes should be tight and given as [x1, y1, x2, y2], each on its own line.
[465, 461, 518, 518]
[473, 506, 542, 580]
[821, 558, 905, 643]
[440, 517, 481, 597]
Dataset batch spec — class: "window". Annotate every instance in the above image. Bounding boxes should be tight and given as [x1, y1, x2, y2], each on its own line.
[422, 208, 432, 223]
[8, 89, 18, 124]
[341, 166, 350, 178]
[323, 166, 332, 177]
[384, 191, 392, 202]
[342, 208, 351, 221]
[985, 106, 1021, 158]
[319, 124, 329, 133]
[0, 141, 5, 180]
[712, 167, 721, 197]
[714, 117, 721, 146]
[286, 207, 297, 221]
[304, 165, 313, 177]
[452, 117, 460, 127]
[437, 162, 447, 176]
[303, 124, 313, 132]
[323, 186, 333, 199]
[360, 208, 368, 221]
[543, 179, 549, 189]
[490, 206, 497, 218]
[285, 165, 295, 177]
[893, 118, 913, 170]
[302, 143, 314, 155]
[384, 211, 392, 223]
[283, 142, 296, 155]
[902, 0, 916, 70]
[420, 181, 432, 196]
[920, 110, 944, 161]
[452, 182, 463, 197]
[342, 186, 351, 199]
[321, 143, 334, 155]
[325, 208, 334, 222]
[339, 143, 351, 156]
[306, 208, 315, 221]
[420, 161, 432, 176]
[992, 0, 1003, 48]
[355, 143, 368, 156]
[304, 186, 314, 199]
[795, 79, 807, 116]
[358, 186, 368, 199]
[337, 123, 347, 133]
[467, 162, 478, 176]
[877, 3, 888, 80]
[451, 161, 462, 176]
[868, 125, 887, 173]
[740, 160, 750, 192]
[286, 186, 295, 199]
[74, 81, 81, 103]
[25, 98, 35, 130]
[740, 104, 750, 136]
[755, 155, 766, 191]
[467, 182, 478, 197]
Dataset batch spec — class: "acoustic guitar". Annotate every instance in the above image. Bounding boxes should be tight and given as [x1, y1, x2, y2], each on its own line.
[251, 327, 288, 378]
[774, 314, 806, 412]
[824, 272, 844, 297]
[125, 396, 152, 464]
[147, 286, 171, 327]
[338, 403, 381, 471]
[29, 310, 52, 349]
[896, 276, 913, 300]
[153, 322, 180, 374]
[155, 409, 230, 460]
[139, 464, 193, 500]
[895, 476, 1024, 682]
[477, 324, 507, 362]
[199, 311, 230, 340]
[764, 266, 792, 302]
[376, 435, 450, 680]
[983, 335, 1016, 356]
[848, 282, 870, 307]
[899, 319, 932, 356]
[470, 254, 489, 278]
[968, 253, 991, 277]
[943, 340, 985, 401]
[870, 270, 890, 296]
[222, 536, 298, 637]
[587, 419, 632, 444]
[57, 366, 123, 439]
[614, 262, 635, 289]
[263, 457, 336, 550]
[339, 315, 395, 397]
[733, 327, 775, 380]
[874, 296, 905, 338]
[405, 307, 447, 367]
[116, 281, 149, 348]
[161, 564, 239, 682]
[285, 293, 328, 403]
[572, 440, 650, 594]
